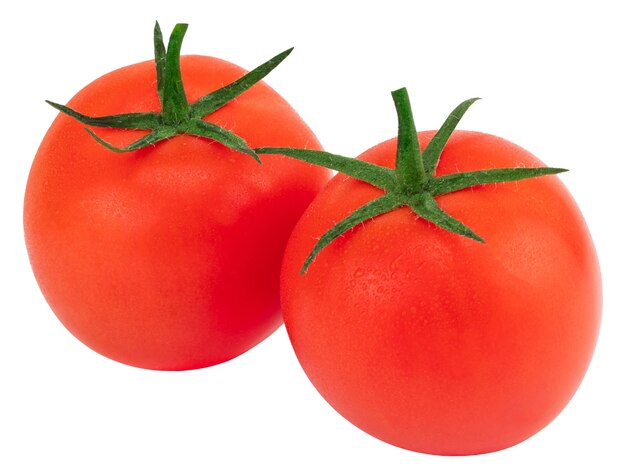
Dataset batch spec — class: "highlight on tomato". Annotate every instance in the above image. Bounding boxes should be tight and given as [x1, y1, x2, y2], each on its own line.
[258, 89, 602, 455]
[24, 22, 330, 370]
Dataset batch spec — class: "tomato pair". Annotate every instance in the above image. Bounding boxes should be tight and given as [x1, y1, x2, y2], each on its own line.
[24, 23, 601, 455]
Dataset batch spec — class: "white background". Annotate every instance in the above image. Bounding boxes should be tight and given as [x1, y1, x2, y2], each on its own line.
[2, 1, 624, 474]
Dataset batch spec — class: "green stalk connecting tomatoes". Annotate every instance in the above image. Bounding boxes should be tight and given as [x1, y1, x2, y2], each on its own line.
[259, 89, 601, 455]
[24, 23, 330, 370]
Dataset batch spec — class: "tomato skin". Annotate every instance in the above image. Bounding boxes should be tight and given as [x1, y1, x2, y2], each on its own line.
[281, 130, 601, 455]
[24, 55, 330, 370]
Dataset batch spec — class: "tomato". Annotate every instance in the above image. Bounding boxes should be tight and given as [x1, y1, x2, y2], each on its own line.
[23, 23, 330, 370]
[274, 91, 601, 455]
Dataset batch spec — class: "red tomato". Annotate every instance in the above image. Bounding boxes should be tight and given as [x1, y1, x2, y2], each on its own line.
[280, 130, 601, 455]
[24, 51, 329, 370]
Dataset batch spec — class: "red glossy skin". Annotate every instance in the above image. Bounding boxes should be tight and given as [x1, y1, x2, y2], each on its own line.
[24, 55, 330, 370]
[281, 131, 601, 455]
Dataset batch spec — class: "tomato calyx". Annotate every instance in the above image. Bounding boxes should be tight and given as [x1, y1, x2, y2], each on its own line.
[257, 88, 567, 273]
[46, 22, 294, 163]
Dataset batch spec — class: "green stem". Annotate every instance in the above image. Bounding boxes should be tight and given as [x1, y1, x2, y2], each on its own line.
[153, 22, 167, 106]
[257, 89, 567, 272]
[429, 167, 568, 195]
[161, 23, 190, 124]
[409, 194, 484, 242]
[46, 101, 162, 130]
[301, 193, 405, 273]
[422, 97, 480, 175]
[47, 22, 293, 161]
[190, 48, 294, 119]
[392, 88, 426, 193]
[255, 147, 398, 190]
[86, 126, 177, 152]
[185, 119, 259, 162]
